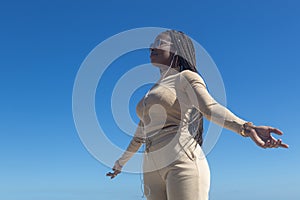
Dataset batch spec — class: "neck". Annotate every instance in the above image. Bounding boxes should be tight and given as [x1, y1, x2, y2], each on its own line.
[158, 66, 179, 80]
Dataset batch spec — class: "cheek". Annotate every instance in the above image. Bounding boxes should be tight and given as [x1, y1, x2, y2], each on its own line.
[160, 51, 171, 61]
[156, 51, 173, 66]
[150, 50, 173, 66]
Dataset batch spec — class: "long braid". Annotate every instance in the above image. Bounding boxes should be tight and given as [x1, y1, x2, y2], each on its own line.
[165, 30, 204, 146]
[166, 30, 198, 72]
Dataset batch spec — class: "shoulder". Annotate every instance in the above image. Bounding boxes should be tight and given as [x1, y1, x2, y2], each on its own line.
[179, 70, 206, 87]
[180, 70, 202, 80]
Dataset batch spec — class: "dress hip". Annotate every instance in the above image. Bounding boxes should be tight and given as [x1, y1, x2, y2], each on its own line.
[143, 131, 210, 200]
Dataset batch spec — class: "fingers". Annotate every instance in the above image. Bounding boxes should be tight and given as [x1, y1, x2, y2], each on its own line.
[106, 172, 118, 179]
[265, 127, 288, 148]
[268, 128, 288, 148]
[268, 127, 283, 135]
[106, 161, 123, 179]
[264, 138, 277, 148]
[106, 172, 114, 177]
[250, 129, 289, 149]
[252, 126, 288, 149]
[264, 138, 289, 149]
[106, 169, 121, 179]
[278, 140, 289, 148]
[279, 143, 289, 148]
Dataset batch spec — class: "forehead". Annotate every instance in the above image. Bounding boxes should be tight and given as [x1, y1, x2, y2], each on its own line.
[154, 32, 171, 42]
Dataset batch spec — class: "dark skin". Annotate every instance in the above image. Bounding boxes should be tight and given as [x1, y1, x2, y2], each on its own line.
[246, 126, 288, 148]
[106, 33, 288, 179]
[106, 161, 121, 179]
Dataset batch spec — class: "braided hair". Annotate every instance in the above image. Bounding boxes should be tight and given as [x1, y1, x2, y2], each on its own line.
[165, 30, 204, 146]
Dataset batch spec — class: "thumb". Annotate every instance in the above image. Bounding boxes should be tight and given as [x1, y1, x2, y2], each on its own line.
[268, 127, 283, 135]
[250, 130, 265, 148]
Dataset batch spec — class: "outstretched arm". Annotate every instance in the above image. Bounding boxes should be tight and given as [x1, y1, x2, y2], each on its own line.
[106, 121, 144, 179]
[180, 70, 288, 149]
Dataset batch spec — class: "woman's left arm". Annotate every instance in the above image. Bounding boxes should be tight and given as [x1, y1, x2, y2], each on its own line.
[180, 70, 288, 149]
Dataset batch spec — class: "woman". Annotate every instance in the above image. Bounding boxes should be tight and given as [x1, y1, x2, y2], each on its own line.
[106, 30, 288, 200]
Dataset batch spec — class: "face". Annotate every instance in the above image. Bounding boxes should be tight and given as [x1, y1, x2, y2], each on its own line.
[149, 33, 174, 68]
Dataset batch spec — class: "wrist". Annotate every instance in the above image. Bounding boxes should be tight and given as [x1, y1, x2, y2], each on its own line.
[240, 122, 256, 137]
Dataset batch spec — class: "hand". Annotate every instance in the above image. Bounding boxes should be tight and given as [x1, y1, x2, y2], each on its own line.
[106, 160, 122, 179]
[246, 125, 289, 149]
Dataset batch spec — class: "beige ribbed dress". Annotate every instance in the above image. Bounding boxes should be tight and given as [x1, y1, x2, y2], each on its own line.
[116, 69, 246, 200]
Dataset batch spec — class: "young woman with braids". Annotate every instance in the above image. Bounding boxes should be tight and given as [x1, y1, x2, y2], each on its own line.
[106, 30, 288, 200]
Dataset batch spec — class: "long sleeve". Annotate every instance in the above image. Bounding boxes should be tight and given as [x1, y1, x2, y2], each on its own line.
[117, 120, 144, 167]
[180, 70, 246, 134]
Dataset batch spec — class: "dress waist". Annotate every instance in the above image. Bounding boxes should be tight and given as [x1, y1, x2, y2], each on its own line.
[145, 125, 178, 142]
[145, 125, 195, 153]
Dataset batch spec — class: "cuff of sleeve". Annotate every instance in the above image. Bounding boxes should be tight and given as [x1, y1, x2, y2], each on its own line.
[239, 122, 255, 137]
[114, 160, 123, 171]
[225, 119, 247, 135]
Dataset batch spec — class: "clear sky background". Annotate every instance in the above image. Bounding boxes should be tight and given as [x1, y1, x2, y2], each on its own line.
[1, 0, 299, 199]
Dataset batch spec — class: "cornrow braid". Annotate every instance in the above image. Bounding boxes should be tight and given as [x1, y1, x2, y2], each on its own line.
[165, 30, 203, 146]
[165, 30, 198, 73]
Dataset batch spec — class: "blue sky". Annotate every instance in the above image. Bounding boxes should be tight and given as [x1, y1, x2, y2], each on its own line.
[0, 0, 299, 199]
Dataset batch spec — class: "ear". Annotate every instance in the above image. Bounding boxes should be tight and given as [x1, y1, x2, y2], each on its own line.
[174, 54, 180, 69]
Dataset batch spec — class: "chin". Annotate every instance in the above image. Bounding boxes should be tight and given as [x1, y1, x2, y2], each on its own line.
[150, 59, 160, 67]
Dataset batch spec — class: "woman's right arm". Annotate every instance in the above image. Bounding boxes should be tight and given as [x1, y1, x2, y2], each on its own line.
[106, 121, 144, 179]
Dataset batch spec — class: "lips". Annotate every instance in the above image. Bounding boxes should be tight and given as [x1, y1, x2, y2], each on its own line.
[151, 53, 158, 57]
